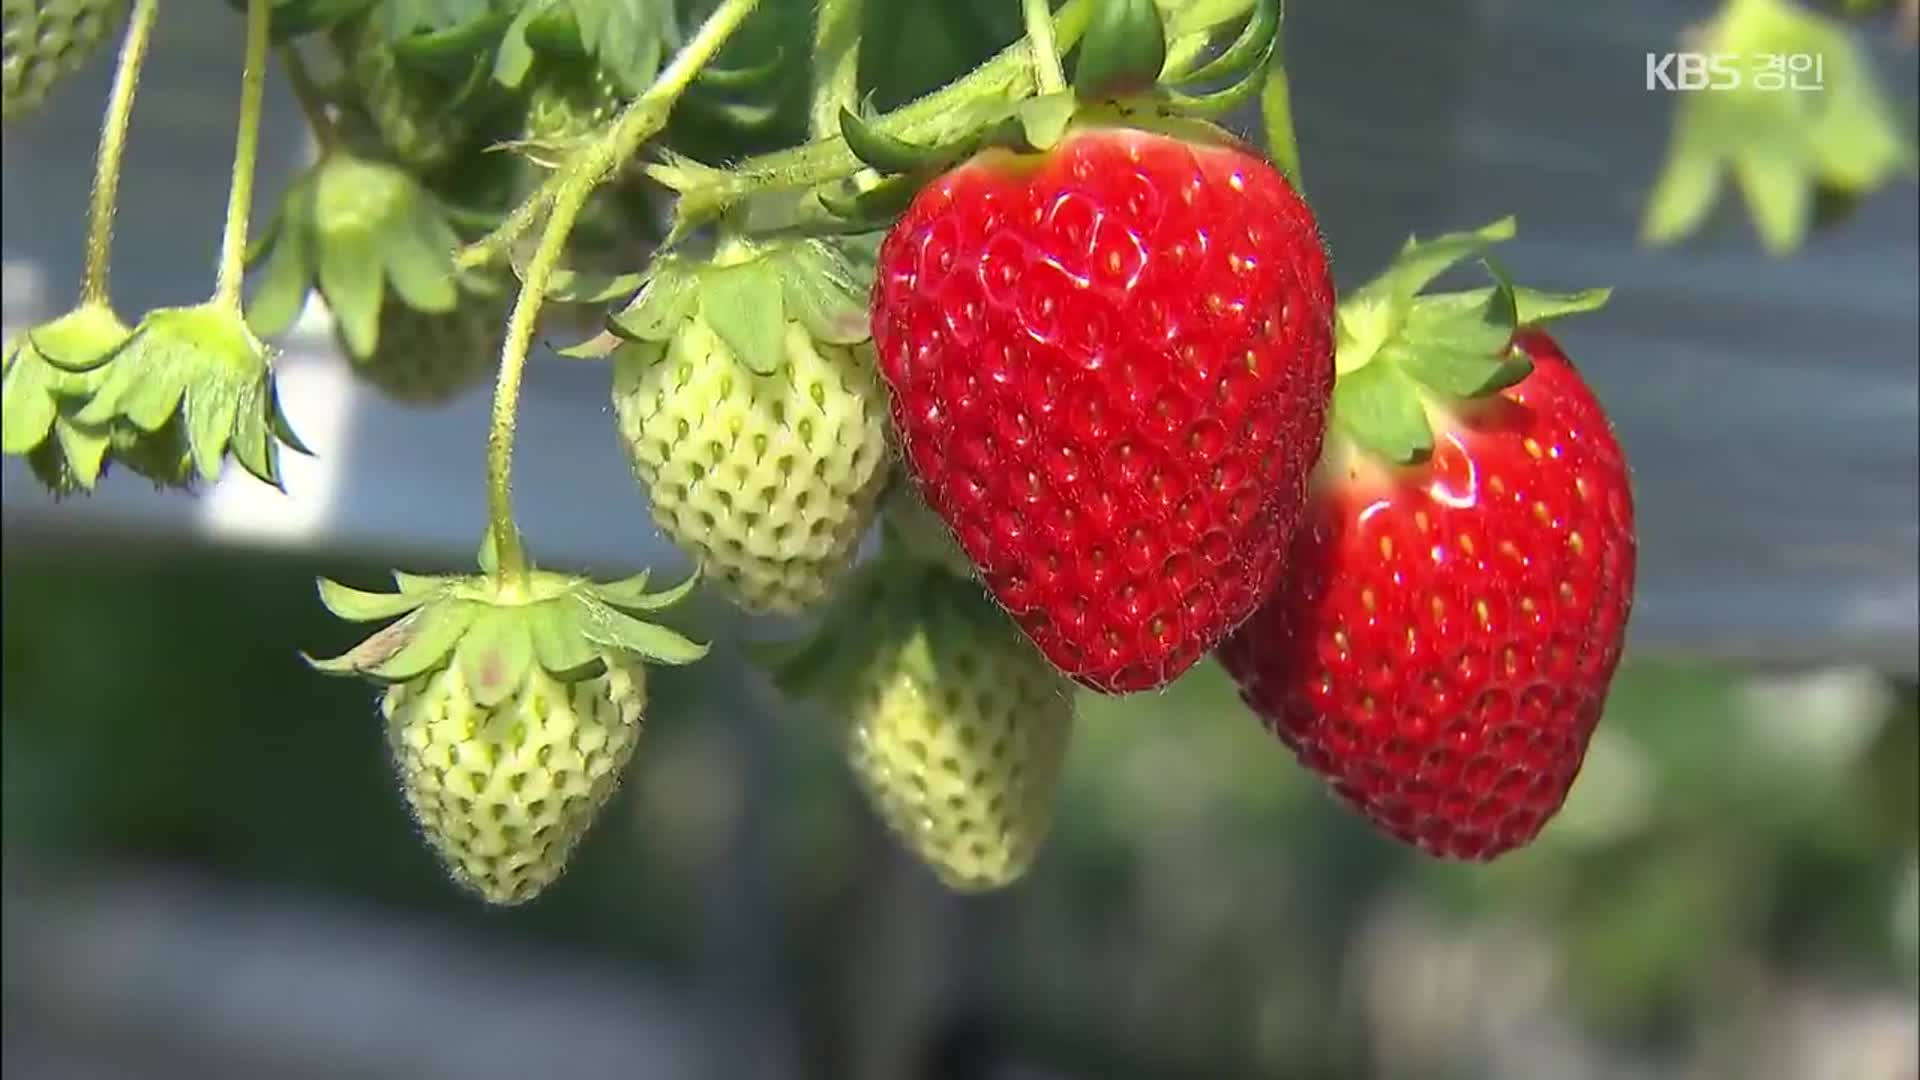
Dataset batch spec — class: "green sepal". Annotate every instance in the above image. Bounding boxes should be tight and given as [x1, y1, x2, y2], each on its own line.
[76, 303, 309, 489]
[246, 191, 317, 339]
[307, 599, 482, 681]
[526, 600, 606, 681]
[318, 577, 431, 622]
[609, 268, 701, 342]
[1016, 93, 1078, 152]
[2, 307, 129, 492]
[574, 596, 710, 666]
[818, 172, 926, 228]
[1332, 360, 1433, 464]
[697, 260, 788, 378]
[1641, 0, 1917, 256]
[781, 240, 872, 345]
[28, 303, 134, 373]
[556, 328, 625, 360]
[693, 48, 787, 91]
[1074, 0, 1170, 100]
[589, 567, 702, 613]
[394, 569, 459, 593]
[1383, 271, 1525, 397]
[543, 267, 645, 305]
[1328, 218, 1612, 466]
[838, 107, 979, 176]
[458, 607, 538, 708]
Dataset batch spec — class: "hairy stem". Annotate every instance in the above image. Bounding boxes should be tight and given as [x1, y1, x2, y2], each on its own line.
[214, 0, 272, 308]
[651, 0, 1093, 236]
[809, 0, 865, 138]
[1023, 0, 1069, 95]
[79, 0, 159, 306]
[1259, 17, 1304, 195]
[484, 0, 764, 582]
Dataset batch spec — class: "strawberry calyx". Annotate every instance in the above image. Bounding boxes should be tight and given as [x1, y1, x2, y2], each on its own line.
[1, 303, 134, 494]
[66, 301, 309, 489]
[820, 0, 1277, 230]
[245, 150, 500, 358]
[308, 530, 709, 703]
[1328, 218, 1611, 466]
[566, 235, 870, 375]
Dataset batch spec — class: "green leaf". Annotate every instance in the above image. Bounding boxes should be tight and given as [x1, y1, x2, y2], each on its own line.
[1332, 359, 1433, 464]
[317, 578, 430, 622]
[544, 267, 645, 304]
[1074, 0, 1169, 99]
[696, 260, 787, 377]
[566, 0, 667, 95]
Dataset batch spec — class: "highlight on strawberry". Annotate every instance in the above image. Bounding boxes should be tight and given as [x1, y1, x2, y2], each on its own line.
[8, 0, 1906, 904]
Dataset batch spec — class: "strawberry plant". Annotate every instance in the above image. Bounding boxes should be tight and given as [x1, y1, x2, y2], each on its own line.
[2, 0, 1913, 903]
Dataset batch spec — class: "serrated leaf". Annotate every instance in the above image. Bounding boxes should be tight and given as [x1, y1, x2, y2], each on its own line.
[1332, 359, 1433, 464]
[318, 578, 430, 621]
[697, 260, 787, 377]
[575, 598, 708, 665]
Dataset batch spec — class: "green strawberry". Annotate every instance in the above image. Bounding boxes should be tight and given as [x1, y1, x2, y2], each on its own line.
[382, 652, 646, 904]
[605, 237, 889, 615]
[343, 289, 504, 406]
[332, 14, 488, 175]
[522, 60, 624, 148]
[2, 0, 126, 121]
[772, 557, 1077, 891]
[310, 536, 708, 905]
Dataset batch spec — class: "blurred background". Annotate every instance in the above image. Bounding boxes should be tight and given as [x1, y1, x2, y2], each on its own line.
[3, 1, 1917, 1078]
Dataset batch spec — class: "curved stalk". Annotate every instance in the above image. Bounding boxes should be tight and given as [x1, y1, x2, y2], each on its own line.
[810, 0, 865, 138]
[214, 0, 272, 308]
[79, 0, 160, 306]
[484, 0, 765, 582]
[1023, 0, 1069, 95]
[1259, 15, 1305, 195]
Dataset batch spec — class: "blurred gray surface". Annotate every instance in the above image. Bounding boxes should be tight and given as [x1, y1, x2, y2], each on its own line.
[2, 2, 1917, 672]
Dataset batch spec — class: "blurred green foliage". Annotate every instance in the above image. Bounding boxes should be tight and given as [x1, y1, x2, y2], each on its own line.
[3, 543, 1915, 1079]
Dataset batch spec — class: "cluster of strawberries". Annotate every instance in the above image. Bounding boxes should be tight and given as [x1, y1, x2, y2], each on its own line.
[856, 123, 1636, 875]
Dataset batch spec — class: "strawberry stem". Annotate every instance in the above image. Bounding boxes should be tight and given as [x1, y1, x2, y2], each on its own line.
[1258, 16, 1305, 196]
[78, 0, 159, 307]
[213, 0, 271, 309]
[1024, 0, 1070, 95]
[483, 0, 765, 583]
[809, 0, 865, 138]
[643, 0, 1094, 240]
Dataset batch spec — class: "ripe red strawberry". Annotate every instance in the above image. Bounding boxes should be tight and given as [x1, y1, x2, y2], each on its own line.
[1219, 225, 1634, 860]
[870, 125, 1335, 693]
